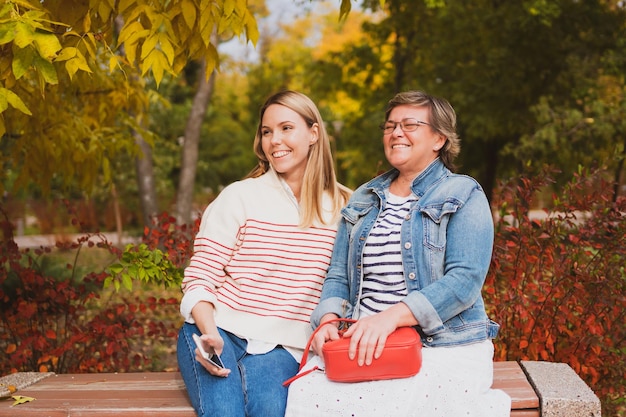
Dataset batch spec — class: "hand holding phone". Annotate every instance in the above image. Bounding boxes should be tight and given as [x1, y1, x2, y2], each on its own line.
[192, 333, 225, 369]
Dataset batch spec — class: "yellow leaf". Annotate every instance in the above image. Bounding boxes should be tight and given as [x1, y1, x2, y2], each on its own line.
[11, 395, 35, 406]
[120, 26, 149, 65]
[118, 21, 145, 45]
[82, 11, 91, 34]
[142, 49, 166, 85]
[244, 12, 259, 45]
[217, 14, 232, 35]
[73, 48, 93, 72]
[108, 55, 121, 72]
[83, 33, 97, 59]
[13, 22, 34, 49]
[32, 31, 62, 61]
[55, 46, 78, 62]
[65, 58, 79, 80]
[224, 0, 235, 16]
[158, 34, 175, 65]
[98, 1, 111, 23]
[2, 88, 32, 115]
[118, 0, 134, 14]
[204, 43, 218, 77]
[181, 0, 197, 29]
[141, 34, 159, 60]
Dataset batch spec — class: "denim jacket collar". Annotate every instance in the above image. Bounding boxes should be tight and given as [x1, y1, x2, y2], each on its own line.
[364, 158, 449, 200]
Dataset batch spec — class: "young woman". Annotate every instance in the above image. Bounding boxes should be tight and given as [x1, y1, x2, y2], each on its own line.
[176, 90, 351, 417]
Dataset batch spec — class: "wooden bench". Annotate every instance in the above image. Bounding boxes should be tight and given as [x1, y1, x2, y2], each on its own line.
[0, 361, 599, 416]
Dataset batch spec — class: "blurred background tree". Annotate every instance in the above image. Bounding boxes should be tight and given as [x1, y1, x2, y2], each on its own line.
[1, 0, 624, 231]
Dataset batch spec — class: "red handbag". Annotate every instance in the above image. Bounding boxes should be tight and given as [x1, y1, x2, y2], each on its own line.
[284, 318, 422, 386]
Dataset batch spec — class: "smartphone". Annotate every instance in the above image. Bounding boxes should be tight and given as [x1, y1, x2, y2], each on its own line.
[192, 333, 225, 369]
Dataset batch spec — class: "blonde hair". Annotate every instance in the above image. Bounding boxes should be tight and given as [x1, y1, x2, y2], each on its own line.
[246, 90, 351, 228]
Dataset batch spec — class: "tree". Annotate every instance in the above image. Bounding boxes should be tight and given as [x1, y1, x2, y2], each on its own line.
[351, 0, 626, 200]
[176, 56, 216, 225]
[0, 0, 360, 228]
[0, 0, 259, 198]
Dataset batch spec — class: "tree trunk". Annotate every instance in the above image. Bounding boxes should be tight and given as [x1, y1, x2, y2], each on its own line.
[114, 15, 158, 229]
[613, 135, 625, 202]
[481, 142, 499, 204]
[135, 130, 159, 227]
[176, 48, 218, 225]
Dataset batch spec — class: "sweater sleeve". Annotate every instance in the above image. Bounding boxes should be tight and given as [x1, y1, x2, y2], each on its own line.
[179, 183, 246, 323]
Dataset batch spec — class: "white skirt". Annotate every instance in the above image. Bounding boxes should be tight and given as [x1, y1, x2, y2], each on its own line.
[285, 340, 511, 417]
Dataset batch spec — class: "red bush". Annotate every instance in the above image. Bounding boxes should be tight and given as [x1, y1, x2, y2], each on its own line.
[0, 210, 199, 375]
[485, 166, 625, 415]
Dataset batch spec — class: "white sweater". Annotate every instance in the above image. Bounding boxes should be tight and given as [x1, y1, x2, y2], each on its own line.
[180, 169, 340, 350]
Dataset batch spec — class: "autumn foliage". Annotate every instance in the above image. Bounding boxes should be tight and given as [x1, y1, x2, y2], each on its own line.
[1, 169, 624, 414]
[485, 166, 626, 415]
[0, 211, 198, 375]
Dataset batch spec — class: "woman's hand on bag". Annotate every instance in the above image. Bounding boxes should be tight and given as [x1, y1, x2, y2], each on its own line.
[342, 315, 396, 366]
[343, 304, 416, 366]
[312, 314, 341, 356]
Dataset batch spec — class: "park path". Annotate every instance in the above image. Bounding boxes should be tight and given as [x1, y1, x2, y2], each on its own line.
[13, 233, 139, 248]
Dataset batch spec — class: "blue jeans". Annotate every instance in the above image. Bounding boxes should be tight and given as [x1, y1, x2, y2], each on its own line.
[177, 322, 299, 417]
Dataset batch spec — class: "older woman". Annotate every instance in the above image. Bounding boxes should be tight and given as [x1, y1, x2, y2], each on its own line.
[286, 91, 511, 416]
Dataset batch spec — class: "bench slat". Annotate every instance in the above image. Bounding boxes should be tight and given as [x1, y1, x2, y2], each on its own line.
[492, 361, 540, 412]
[0, 361, 538, 417]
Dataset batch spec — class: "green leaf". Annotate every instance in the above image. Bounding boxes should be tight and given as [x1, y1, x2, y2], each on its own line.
[33, 54, 57, 84]
[107, 264, 123, 274]
[103, 276, 113, 289]
[12, 45, 34, 80]
[122, 274, 133, 291]
[339, 0, 352, 21]
[0, 22, 16, 45]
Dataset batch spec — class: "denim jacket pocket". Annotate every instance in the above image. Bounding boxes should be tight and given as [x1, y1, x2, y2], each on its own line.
[421, 199, 462, 250]
[341, 203, 374, 224]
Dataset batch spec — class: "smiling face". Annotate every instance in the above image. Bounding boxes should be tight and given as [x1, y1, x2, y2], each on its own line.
[383, 104, 446, 178]
[260, 104, 319, 186]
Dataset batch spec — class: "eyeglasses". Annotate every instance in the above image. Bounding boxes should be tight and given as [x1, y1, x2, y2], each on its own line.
[379, 118, 431, 134]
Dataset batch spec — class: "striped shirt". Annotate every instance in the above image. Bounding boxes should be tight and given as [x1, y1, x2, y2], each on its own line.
[180, 169, 341, 350]
[359, 192, 416, 317]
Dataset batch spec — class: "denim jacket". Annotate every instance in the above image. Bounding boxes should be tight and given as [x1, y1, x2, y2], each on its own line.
[311, 159, 500, 347]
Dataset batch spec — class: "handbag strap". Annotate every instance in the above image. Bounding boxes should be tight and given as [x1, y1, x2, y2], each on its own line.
[282, 317, 356, 387]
